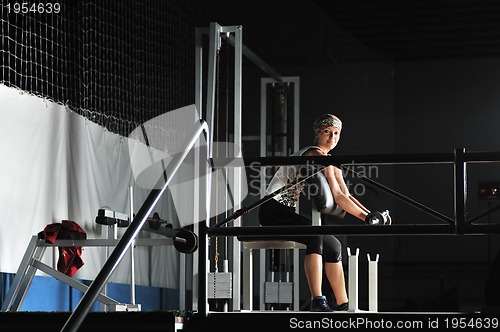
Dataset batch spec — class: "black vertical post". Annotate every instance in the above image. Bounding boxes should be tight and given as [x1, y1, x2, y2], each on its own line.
[454, 148, 467, 234]
[198, 221, 208, 321]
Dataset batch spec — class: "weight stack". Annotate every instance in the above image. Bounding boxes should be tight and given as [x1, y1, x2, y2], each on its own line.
[264, 281, 293, 304]
[208, 272, 233, 299]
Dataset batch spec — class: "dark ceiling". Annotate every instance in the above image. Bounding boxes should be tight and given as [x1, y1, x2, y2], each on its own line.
[313, 0, 500, 62]
[210, 0, 500, 67]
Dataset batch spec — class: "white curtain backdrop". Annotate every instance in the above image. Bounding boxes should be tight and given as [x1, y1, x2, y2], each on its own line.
[0, 85, 183, 289]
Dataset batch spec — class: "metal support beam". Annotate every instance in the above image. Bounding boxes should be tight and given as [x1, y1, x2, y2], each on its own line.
[347, 247, 360, 312]
[61, 120, 209, 332]
[210, 148, 500, 235]
[207, 224, 500, 237]
[454, 147, 467, 234]
[368, 253, 379, 312]
[197, 22, 285, 315]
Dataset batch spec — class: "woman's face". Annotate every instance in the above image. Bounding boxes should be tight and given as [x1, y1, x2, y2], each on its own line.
[317, 125, 341, 151]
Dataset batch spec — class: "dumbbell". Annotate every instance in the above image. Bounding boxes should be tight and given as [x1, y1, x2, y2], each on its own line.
[366, 210, 392, 225]
[144, 213, 198, 254]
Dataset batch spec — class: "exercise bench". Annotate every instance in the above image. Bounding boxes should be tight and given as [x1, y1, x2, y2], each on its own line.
[238, 236, 306, 311]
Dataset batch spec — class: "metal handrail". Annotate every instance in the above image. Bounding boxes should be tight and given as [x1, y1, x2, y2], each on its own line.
[61, 119, 210, 332]
[207, 148, 500, 237]
[210, 150, 500, 168]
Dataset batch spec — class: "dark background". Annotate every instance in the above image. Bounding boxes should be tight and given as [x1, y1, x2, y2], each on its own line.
[2, 0, 500, 312]
[206, 0, 500, 312]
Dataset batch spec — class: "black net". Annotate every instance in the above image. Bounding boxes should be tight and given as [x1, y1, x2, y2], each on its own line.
[1, 0, 211, 136]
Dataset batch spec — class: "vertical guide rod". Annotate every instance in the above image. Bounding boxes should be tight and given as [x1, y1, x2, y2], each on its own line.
[129, 186, 135, 305]
[61, 120, 209, 332]
[230, 24, 243, 312]
[454, 147, 467, 234]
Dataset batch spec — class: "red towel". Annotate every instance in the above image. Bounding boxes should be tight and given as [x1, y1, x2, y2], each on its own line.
[39, 220, 87, 277]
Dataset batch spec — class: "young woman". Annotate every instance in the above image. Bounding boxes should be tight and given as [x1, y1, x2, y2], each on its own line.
[258, 113, 371, 312]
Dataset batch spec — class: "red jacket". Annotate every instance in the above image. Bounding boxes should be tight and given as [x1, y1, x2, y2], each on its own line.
[38, 220, 87, 277]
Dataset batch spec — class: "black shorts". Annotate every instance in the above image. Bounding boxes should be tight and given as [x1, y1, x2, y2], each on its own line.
[258, 198, 342, 262]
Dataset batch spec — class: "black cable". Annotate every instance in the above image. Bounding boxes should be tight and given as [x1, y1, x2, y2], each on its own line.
[341, 165, 453, 224]
[210, 165, 326, 229]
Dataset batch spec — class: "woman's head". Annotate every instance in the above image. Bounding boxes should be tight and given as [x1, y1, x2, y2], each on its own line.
[313, 114, 342, 150]
[313, 114, 342, 135]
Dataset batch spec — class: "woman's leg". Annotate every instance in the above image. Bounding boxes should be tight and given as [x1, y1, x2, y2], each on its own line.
[322, 235, 349, 305]
[304, 253, 323, 298]
[259, 200, 327, 305]
[324, 261, 348, 305]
